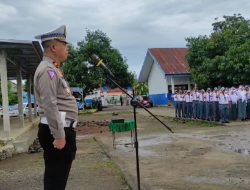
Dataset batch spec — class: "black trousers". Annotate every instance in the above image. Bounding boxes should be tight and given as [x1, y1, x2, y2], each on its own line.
[38, 123, 77, 190]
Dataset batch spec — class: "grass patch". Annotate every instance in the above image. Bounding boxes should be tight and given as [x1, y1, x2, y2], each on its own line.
[78, 109, 97, 115]
[136, 115, 219, 135]
[0, 141, 5, 146]
[172, 118, 218, 128]
[84, 138, 97, 144]
[93, 137, 132, 189]
[95, 160, 132, 189]
[31, 159, 43, 167]
[186, 120, 217, 128]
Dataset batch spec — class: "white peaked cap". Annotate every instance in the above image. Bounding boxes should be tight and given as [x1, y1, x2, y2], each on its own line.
[35, 25, 68, 43]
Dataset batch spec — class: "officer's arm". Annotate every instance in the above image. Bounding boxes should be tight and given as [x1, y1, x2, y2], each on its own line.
[38, 69, 65, 139]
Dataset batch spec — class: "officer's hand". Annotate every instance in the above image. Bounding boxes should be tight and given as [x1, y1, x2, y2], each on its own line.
[53, 138, 66, 149]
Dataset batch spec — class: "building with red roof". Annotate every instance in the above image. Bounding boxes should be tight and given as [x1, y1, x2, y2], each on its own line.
[138, 48, 195, 106]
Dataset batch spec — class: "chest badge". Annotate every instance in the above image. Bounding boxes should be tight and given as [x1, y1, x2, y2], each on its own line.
[47, 70, 56, 80]
[61, 78, 71, 95]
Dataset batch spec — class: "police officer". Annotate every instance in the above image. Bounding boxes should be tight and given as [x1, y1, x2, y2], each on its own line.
[34, 25, 78, 190]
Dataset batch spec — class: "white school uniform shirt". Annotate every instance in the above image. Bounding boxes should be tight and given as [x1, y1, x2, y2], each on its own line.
[212, 92, 219, 102]
[182, 94, 186, 101]
[172, 94, 177, 101]
[241, 90, 247, 102]
[208, 92, 213, 102]
[239, 90, 247, 102]
[176, 94, 182, 102]
[202, 93, 207, 101]
[219, 93, 229, 104]
[195, 92, 200, 101]
[227, 93, 232, 102]
[199, 93, 205, 102]
[179, 94, 184, 101]
[191, 92, 196, 101]
[204, 92, 210, 102]
[184, 94, 192, 103]
[236, 89, 247, 102]
[230, 93, 238, 104]
[247, 91, 250, 100]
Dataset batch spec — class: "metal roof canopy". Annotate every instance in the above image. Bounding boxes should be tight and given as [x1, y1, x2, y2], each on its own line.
[0, 39, 43, 80]
[0, 39, 43, 136]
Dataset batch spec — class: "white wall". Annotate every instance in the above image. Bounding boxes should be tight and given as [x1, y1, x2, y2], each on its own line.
[148, 62, 168, 94]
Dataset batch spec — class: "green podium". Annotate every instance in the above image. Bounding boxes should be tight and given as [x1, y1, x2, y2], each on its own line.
[108, 120, 135, 148]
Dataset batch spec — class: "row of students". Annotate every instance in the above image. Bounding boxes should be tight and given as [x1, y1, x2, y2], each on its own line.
[172, 85, 250, 123]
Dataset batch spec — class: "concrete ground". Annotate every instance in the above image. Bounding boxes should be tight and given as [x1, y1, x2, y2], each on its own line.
[0, 117, 37, 141]
[0, 117, 39, 161]
[1, 105, 250, 190]
[0, 123, 131, 190]
[87, 106, 250, 190]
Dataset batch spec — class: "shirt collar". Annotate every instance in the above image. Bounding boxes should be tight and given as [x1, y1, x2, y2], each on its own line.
[42, 56, 56, 68]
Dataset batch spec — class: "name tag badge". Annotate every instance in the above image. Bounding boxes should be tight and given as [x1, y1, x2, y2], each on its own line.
[61, 78, 68, 88]
[61, 78, 71, 95]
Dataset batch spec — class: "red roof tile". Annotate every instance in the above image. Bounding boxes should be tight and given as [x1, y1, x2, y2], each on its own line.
[107, 87, 126, 93]
[149, 48, 189, 75]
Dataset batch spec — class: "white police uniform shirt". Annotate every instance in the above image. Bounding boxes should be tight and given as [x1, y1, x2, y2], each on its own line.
[34, 56, 78, 138]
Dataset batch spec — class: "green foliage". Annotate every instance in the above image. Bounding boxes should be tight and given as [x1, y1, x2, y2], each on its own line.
[133, 82, 148, 95]
[186, 14, 250, 88]
[23, 80, 34, 94]
[0, 82, 18, 105]
[8, 92, 18, 105]
[63, 29, 135, 95]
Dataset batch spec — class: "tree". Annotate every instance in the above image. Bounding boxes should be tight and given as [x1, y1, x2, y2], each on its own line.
[0, 82, 18, 105]
[63, 29, 135, 95]
[133, 82, 148, 95]
[186, 14, 250, 88]
[24, 80, 34, 94]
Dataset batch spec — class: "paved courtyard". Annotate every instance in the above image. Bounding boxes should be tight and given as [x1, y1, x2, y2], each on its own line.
[1, 106, 250, 190]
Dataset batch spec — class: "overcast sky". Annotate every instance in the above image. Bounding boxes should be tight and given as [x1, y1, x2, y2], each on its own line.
[1, 0, 250, 76]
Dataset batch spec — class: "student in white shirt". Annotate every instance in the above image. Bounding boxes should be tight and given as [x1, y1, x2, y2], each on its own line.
[192, 89, 199, 119]
[184, 90, 192, 118]
[245, 86, 250, 119]
[229, 88, 238, 120]
[198, 89, 206, 120]
[218, 87, 230, 123]
[212, 87, 219, 121]
[237, 85, 247, 121]
[205, 88, 213, 121]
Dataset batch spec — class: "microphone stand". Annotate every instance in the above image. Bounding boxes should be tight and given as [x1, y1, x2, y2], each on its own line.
[90, 55, 174, 190]
[103, 74, 173, 190]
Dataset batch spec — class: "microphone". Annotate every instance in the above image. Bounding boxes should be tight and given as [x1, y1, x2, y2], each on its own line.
[90, 54, 115, 78]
